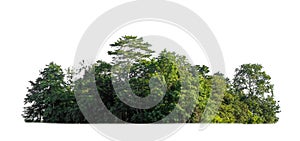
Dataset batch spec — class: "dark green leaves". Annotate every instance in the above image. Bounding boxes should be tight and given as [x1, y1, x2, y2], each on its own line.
[22, 62, 86, 123]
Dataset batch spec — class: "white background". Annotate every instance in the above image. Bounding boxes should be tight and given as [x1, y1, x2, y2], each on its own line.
[0, 0, 299, 140]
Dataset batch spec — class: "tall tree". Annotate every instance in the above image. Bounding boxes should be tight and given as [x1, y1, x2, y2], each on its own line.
[23, 62, 86, 123]
[23, 63, 66, 122]
[232, 64, 280, 123]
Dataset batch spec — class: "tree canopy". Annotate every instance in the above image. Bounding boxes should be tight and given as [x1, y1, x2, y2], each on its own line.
[22, 36, 280, 123]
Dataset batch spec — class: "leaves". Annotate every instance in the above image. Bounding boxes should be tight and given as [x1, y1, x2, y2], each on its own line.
[22, 62, 86, 123]
[231, 64, 280, 123]
[22, 37, 280, 124]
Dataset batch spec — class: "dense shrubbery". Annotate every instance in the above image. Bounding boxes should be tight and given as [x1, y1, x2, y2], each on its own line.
[22, 36, 280, 123]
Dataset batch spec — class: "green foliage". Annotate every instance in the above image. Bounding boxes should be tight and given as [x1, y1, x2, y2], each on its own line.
[232, 64, 280, 123]
[22, 62, 86, 123]
[22, 36, 280, 124]
[108, 35, 154, 65]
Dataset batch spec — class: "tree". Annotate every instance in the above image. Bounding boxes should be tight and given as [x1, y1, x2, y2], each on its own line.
[188, 65, 211, 123]
[232, 64, 280, 123]
[100, 49, 199, 123]
[23, 62, 86, 123]
[23, 62, 66, 122]
[108, 35, 154, 65]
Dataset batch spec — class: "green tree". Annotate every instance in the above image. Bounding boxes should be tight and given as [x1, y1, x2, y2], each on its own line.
[101, 49, 199, 123]
[232, 64, 280, 123]
[108, 35, 154, 65]
[23, 62, 86, 123]
[188, 65, 211, 123]
[23, 63, 66, 122]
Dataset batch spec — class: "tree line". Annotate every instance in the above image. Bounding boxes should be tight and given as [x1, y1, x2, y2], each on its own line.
[22, 36, 280, 123]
